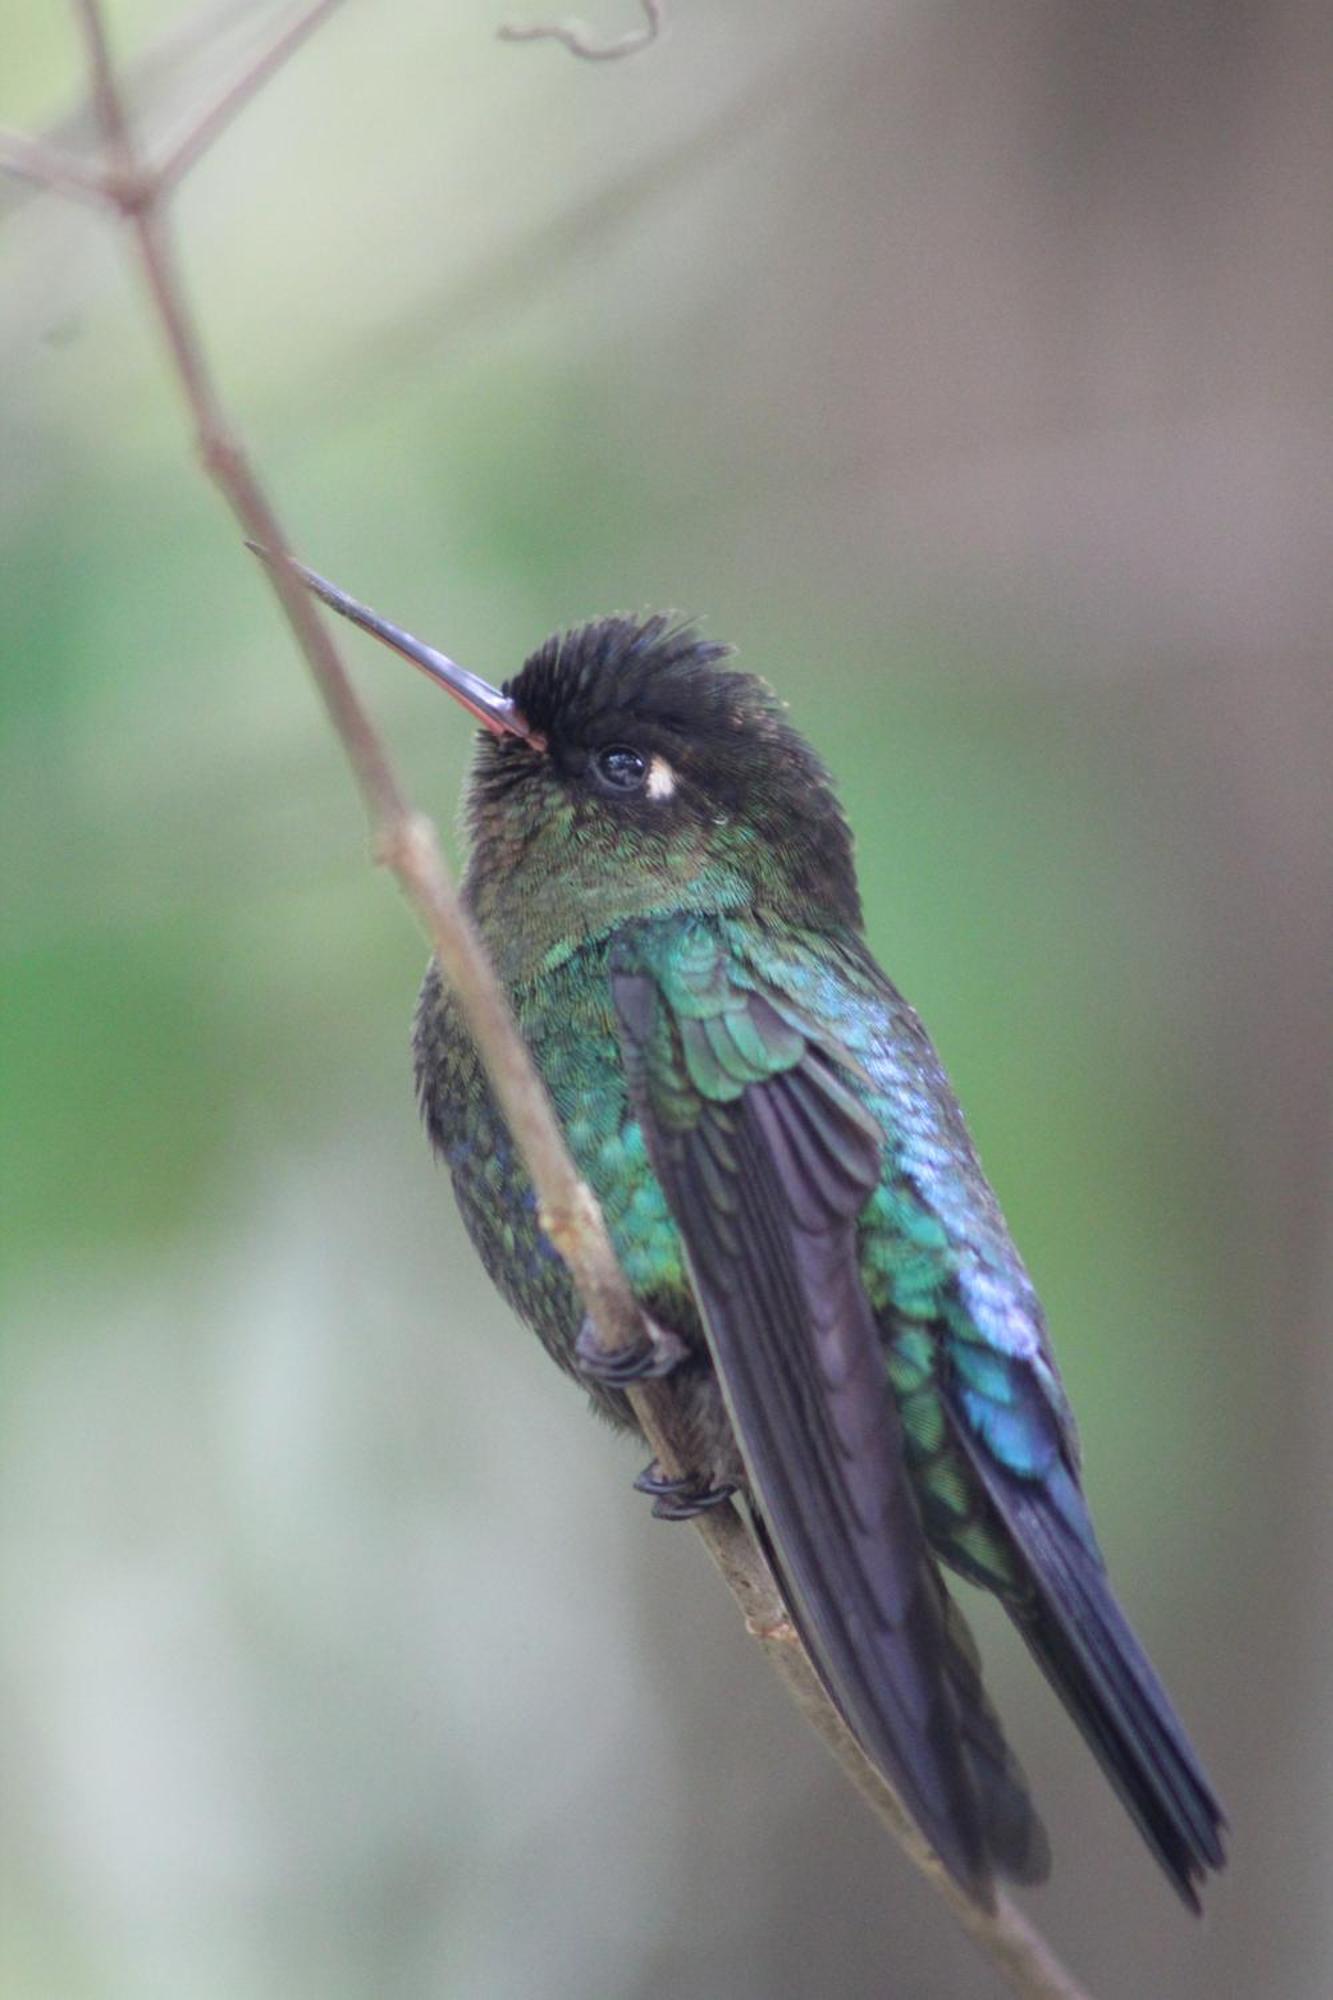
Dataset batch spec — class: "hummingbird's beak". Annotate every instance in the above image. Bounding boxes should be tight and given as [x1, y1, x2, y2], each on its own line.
[246, 545, 533, 740]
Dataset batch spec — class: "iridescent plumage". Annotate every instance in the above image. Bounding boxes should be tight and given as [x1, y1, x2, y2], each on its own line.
[360, 602, 1223, 1908]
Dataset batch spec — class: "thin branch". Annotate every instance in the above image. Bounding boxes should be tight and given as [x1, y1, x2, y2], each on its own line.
[0, 126, 113, 208]
[2, 1, 347, 217]
[72, 1, 413, 828]
[1, 0, 268, 222]
[71, 0, 660, 1381]
[156, 0, 349, 192]
[20, 11, 1095, 1996]
[498, 0, 662, 62]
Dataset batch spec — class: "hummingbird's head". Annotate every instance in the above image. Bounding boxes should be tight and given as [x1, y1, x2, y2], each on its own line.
[268, 557, 862, 969]
[468, 613, 862, 938]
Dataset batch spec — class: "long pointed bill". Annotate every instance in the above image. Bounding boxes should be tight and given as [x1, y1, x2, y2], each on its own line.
[247, 544, 532, 739]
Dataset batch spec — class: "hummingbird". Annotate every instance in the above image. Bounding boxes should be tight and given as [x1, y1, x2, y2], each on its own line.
[278, 553, 1226, 1910]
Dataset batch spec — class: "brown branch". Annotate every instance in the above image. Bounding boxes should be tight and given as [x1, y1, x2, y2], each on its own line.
[1, 2, 347, 217]
[156, 0, 350, 191]
[498, 0, 662, 62]
[17, 11, 1095, 1997]
[0, 125, 113, 207]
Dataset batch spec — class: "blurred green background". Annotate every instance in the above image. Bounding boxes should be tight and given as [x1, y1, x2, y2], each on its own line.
[3, 3, 1330, 1996]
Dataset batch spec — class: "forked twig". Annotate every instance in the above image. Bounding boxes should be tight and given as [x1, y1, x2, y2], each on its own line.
[2, 0, 349, 215]
[0, 12, 1093, 1996]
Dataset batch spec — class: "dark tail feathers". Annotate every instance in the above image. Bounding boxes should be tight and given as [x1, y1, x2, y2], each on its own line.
[939, 1586, 1051, 1886]
[1009, 1495, 1226, 1908]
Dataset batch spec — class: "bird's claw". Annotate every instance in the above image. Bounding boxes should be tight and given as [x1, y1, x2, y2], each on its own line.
[635, 1460, 738, 1520]
[633, 1459, 697, 1499]
[575, 1315, 687, 1386]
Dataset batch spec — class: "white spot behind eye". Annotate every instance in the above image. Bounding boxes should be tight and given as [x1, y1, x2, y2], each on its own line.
[646, 755, 677, 800]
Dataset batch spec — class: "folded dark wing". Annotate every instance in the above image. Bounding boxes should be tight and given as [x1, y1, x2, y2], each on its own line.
[611, 920, 990, 1900]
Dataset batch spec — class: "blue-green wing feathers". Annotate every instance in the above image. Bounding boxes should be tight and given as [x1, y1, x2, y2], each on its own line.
[611, 916, 1046, 1900]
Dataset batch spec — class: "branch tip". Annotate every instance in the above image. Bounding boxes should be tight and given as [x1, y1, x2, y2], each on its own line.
[498, 0, 663, 62]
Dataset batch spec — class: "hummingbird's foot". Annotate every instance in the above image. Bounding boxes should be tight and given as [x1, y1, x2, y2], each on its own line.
[574, 1314, 687, 1387]
[633, 1459, 697, 1499]
[634, 1461, 738, 1521]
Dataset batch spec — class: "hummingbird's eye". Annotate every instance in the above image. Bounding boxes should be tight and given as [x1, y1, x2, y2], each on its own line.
[592, 744, 649, 794]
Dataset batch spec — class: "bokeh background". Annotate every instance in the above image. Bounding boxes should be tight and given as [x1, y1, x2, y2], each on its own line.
[3, 3, 1331, 1996]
